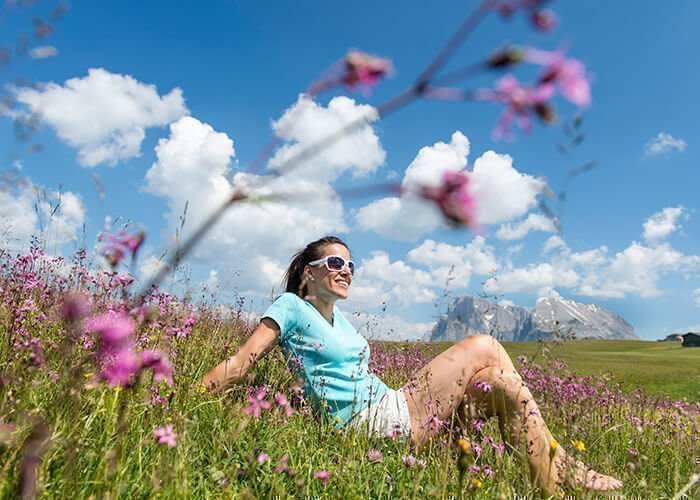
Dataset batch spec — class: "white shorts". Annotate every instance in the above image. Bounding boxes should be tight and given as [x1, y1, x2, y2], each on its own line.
[346, 388, 412, 441]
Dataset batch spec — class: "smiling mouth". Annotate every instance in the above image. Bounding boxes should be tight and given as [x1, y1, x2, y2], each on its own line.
[335, 280, 349, 288]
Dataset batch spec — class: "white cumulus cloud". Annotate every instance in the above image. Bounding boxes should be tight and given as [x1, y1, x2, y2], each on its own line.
[346, 251, 436, 309]
[470, 151, 546, 225]
[542, 235, 566, 254]
[644, 132, 687, 156]
[12, 68, 188, 167]
[349, 311, 433, 341]
[573, 242, 698, 299]
[496, 213, 556, 240]
[0, 181, 86, 250]
[483, 263, 579, 296]
[586, 243, 690, 298]
[407, 237, 499, 290]
[642, 206, 686, 242]
[138, 254, 168, 284]
[520, 208, 700, 301]
[268, 94, 385, 182]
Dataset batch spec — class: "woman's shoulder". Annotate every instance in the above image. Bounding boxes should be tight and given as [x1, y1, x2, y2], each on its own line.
[269, 292, 306, 315]
[273, 292, 302, 304]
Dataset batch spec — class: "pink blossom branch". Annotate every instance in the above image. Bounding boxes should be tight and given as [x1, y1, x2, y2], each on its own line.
[414, 0, 495, 87]
[138, 1, 569, 295]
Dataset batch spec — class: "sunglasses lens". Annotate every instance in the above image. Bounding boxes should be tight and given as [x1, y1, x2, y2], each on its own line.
[347, 261, 355, 275]
[326, 256, 344, 271]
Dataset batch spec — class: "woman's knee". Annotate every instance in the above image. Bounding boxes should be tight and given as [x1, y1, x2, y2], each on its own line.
[458, 333, 504, 366]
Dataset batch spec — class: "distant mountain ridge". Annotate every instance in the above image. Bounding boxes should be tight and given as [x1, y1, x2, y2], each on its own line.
[430, 292, 638, 342]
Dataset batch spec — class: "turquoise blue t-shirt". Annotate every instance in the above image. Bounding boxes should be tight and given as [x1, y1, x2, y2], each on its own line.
[262, 292, 388, 427]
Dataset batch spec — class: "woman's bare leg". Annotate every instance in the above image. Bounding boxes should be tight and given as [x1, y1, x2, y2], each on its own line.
[401, 334, 622, 495]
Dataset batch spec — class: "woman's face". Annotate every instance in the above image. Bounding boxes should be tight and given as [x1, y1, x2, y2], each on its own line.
[305, 243, 353, 301]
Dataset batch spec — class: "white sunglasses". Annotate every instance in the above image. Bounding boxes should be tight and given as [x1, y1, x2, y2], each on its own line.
[308, 255, 355, 276]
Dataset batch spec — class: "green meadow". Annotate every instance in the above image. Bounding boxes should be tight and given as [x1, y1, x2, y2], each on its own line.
[502, 339, 700, 403]
[428, 339, 700, 402]
[4, 336, 698, 498]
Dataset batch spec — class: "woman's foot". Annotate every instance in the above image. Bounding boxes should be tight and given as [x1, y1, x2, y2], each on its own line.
[546, 449, 623, 492]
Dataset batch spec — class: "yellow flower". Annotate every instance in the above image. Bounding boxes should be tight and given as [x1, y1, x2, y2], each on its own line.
[335, 416, 343, 424]
[549, 439, 559, 458]
[199, 383, 207, 394]
[471, 477, 483, 489]
[113, 386, 122, 393]
[457, 438, 471, 453]
[166, 416, 172, 423]
[83, 372, 94, 378]
[570, 439, 586, 452]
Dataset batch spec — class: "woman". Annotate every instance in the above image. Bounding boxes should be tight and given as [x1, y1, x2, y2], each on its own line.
[202, 236, 622, 494]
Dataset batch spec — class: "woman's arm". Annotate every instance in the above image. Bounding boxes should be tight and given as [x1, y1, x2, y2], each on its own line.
[201, 317, 280, 392]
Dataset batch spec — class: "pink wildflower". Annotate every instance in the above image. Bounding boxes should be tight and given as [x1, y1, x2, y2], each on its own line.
[275, 392, 296, 417]
[257, 452, 270, 464]
[245, 389, 272, 419]
[475, 380, 493, 393]
[478, 74, 555, 140]
[86, 310, 134, 347]
[493, 0, 556, 32]
[368, 448, 383, 463]
[60, 294, 90, 322]
[417, 170, 476, 227]
[115, 274, 135, 287]
[425, 414, 444, 434]
[314, 470, 330, 485]
[153, 424, 178, 448]
[341, 50, 392, 90]
[101, 346, 141, 387]
[141, 349, 173, 386]
[402, 454, 426, 469]
[274, 455, 293, 475]
[531, 8, 556, 31]
[98, 228, 146, 266]
[525, 48, 591, 107]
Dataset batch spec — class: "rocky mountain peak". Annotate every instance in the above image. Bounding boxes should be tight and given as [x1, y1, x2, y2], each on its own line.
[430, 293, 638, 342]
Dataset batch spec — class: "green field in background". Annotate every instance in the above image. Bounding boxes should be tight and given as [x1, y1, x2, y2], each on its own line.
[428, 339, 700, 402]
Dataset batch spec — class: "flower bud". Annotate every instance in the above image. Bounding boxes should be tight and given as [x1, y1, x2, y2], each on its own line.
[488, 47, 524, 68]
[531, 9, 557, 32]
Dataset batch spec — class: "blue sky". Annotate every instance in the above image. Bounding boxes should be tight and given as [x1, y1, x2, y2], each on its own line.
[1, 1, 698, 340]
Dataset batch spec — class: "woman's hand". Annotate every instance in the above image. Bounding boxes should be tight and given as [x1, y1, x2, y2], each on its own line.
[200, 317, 280, 393]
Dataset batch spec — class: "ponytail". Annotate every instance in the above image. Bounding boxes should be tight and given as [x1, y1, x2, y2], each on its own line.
[283, 236, 349, 297]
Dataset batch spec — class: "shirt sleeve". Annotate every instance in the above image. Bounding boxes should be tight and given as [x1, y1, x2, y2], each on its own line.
[261, 293, 299, 343]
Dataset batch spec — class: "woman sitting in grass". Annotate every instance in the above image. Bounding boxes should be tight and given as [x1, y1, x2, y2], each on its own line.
[203, 236, 622, 494]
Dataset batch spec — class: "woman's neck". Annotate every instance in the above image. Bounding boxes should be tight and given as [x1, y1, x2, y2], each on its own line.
[307, 295, 335, 326]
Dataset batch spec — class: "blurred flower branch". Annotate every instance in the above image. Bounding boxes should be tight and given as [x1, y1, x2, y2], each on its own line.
[138, 0, 591, 296]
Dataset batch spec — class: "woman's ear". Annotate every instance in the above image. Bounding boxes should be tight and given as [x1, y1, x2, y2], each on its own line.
[303, 265, 315, 282]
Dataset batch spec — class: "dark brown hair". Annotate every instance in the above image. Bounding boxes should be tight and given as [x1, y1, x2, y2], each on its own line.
[283, 236, 350, 297]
